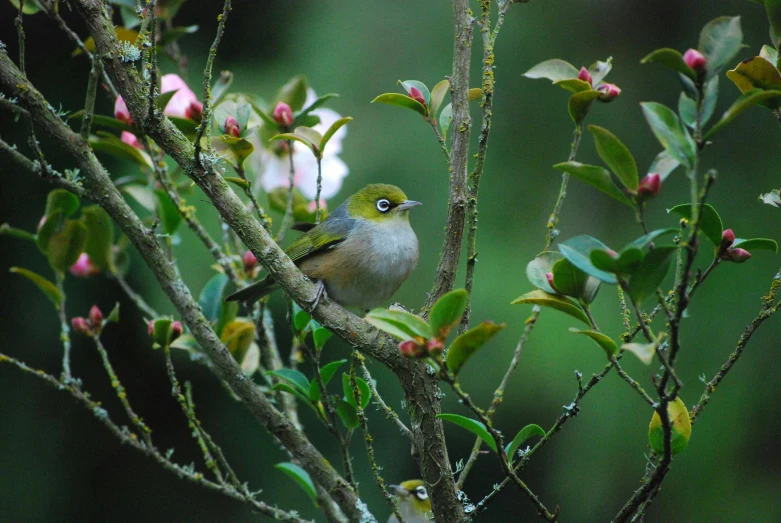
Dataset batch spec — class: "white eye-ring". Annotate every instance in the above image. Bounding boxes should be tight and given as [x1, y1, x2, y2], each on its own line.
[376, 198, 391, 212]
[415, 487, 428, 500]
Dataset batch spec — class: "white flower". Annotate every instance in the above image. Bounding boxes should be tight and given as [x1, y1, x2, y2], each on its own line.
[254, 89, 349, 201]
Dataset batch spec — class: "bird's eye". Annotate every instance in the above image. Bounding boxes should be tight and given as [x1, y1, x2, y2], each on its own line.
[376, 198, 391, 212]
[415, 487, 428, 500]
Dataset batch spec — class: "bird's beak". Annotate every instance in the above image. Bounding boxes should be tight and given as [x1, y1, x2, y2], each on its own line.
[397, 200, 422, 211]
[390, 485, 410, 497]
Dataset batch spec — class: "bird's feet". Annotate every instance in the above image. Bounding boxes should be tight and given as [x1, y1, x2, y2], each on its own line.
[309, 280, 326, 311]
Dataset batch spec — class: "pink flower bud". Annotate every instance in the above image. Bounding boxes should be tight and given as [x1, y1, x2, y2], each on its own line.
[597, 83, 621, 103]
[114, 96, 133, 125]
[69, 253, 99, 278]
[606, 249, 618, 257]
[89, 305, 104, 329]
[121, 131, 142, 150]
[683, 49, 706, 73]
[545, 272, 559, 293]
[408, 86, 426, 107]
[224, 116, 241, 137]
[399, 339, 425, 359]
[577, 67, 592, 86]
[171, 321, 184, 341]
[726, 248, 751, 263]
[721, 229, 735, 250]
[637, 173, 662, 199]
[273, 102, 294, 127]
[186, 100, 203, 122]
[427, 338, 445, 355]
[243, 250, 258, 273]
[71, 317, 91, 336]
[148, 320, 155, 337]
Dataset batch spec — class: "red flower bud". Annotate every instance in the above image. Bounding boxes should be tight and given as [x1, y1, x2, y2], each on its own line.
[721, 229, 735, 251]
[726, 248, 751, 263]
[114, 96, 134, 126]
[637, 173, 662, 199]
[171, 321, 184, 341]
[89, 305, 104, 330]
[273, 102, 294, 127]
[597, 83, 621, 103]
[71, 317, 92, 336]
[399, 339, 425, 359]
[69, 253, 99, 278]
[577, 66, 592, 86]
[148, 320, 155, 337]
[224, 116, 241, 137]
[186, 100, 203, 122]
[545, 272, 557, 292]
[243, 250, 258, 273]
[408, 86, 427, 107]
[683, 49, 706, 73]
[427, 338, 445, 355]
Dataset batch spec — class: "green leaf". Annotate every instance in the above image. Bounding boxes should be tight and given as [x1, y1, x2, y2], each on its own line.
[154, 189, 182, 235]
[271, 127, 323, 156]
[526, 251, 563, 294]
[168, 116, 199, 138]
[292, 301, 312, 333]
[220, 135, 255, 167]
[760, 189, 781, 208]
[371, 93, 427, 117]
[308, 359, 346, 402]
[105, 302, 121, 324]
[0, 223, 35, 241]
[81, 206, 114, 271]
[342, 373, 371, 410]
[122, 185, 157, 212]
[211, 71, 234, 106]
[701, 75, 719, 127]
[429, 289, 469, 340]
[216, 300, 238, 338]
[505, 424, 546, 461]
[430, 79, 450, 117]
[523, 59, 579, 83]
[621, 228, 679, 252]
[309, 319, 333, 351]
[589, 56, 613, 86]
[199, 272, 229, 323]
[267, 369, 310, 395]
[69, 111, 134, 132]
[678, 92, 697, 129]
[622, 342, 656, 365]
[640, 102, 697, 169]
[320, 117, 352, 151]
[90, 131, 153, 170]
[220, 319, 255, 364]
[45, 189, 80, 219]
[46, 219, 88, 274]
[275, 76, 309, 112]
[732, 238, 778, 253]
[648, 150, 680, 182]
[589, 249, 622, 274]
[554, 161, 632, 206]
[705, 89, 781, 139]
[640, 48, 695, 79]
[9, 0, 42, 14]
[364, 308, 432, 341]
[337, 399, 359, 429]
[558, 235, 618, 284]
[155, 89, 179, 113]
[699, 16, 743, 78]
[224, 176, 249, 190]
[274, 463, 318, 505]
[511, 290, 590, 325]
[649, 397, 692, 455]
[627, 246, 677, 303]
[468, 88, 483, 102]
[567, 90, 601, 125]
[569, 328, 618, 357]
[157, 25, 199, 47]
[668, 203, 723, 246]
[398, 80, 431, 106]
[588, 125, 638, 191]
[446, 321, 506, 376]
[760, 44, 778, 64]
[151, 319, 173, 348]
[438, 413, 497, 452]
[439, 103, 453, 136]
[551, 257, 600, 304]
[292, 93, 338, 127]
[9, 267, 62, 309]
[36, 210, 64, 254]
[554, 78, 592, 93]
[272, 382, 312, 407]
[725, 57, 781, 102]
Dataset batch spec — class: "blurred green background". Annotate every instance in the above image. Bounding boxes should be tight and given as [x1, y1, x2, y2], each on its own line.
[2, 1, 781, 521]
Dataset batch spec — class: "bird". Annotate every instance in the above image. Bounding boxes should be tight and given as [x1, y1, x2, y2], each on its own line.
[388, 480, 432, 523]
[225, 184, 421, 311]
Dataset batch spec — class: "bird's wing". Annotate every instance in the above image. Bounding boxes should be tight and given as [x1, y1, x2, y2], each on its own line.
[285, 204, 355, 264]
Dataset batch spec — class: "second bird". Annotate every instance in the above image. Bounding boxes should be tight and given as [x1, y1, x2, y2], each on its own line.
[226, 184, 421, 311]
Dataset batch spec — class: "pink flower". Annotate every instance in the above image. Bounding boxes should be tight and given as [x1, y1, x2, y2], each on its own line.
[121, 131, 142, 149]
[224, 116, 241, 137]
[726, 248, 751, 263]
[114, 96, 133, 125]
[683, 49, 706, 73]
[399, 339, 425, 358]
[637, 173, 661, 199]
[408, 86, 426, 107]
[577, 66, 592, 86]
[69, 253, 99, 278]
[160, 74, 202, 120]
[273, 102, 294, 127]
[597, 83, 621, 103]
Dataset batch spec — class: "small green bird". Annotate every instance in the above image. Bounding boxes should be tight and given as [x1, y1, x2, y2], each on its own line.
[388, 480, 431, 523]
[226, 184, 421, 311]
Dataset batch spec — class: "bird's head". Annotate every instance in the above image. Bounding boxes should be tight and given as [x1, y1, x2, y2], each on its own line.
[390, 479, 431, 516]
[347, 184, 421, 222]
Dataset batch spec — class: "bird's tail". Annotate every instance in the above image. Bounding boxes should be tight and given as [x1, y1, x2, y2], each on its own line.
[224, 276, 279, 305]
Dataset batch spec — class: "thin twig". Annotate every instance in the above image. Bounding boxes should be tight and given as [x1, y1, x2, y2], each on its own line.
[544, 124, 582, 250]
[277, 140, 296, 242]
[15, 0, 26, 77]
[56, 274, 72, 382]
[356, 358, 413, 441]
[80, 52, 101, 140]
